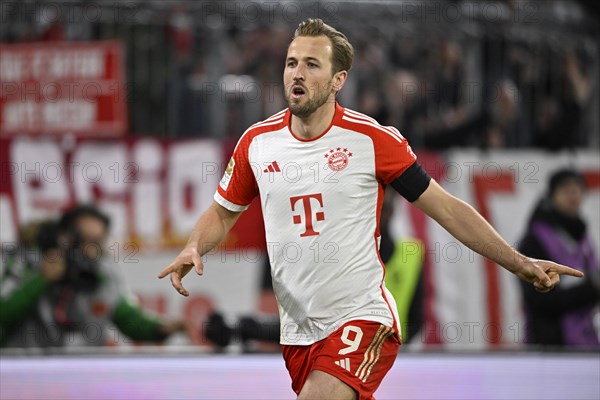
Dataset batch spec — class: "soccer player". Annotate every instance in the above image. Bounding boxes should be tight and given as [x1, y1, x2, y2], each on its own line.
[159, 19, 584, 399]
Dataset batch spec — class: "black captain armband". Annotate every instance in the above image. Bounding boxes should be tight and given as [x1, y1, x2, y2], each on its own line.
[390, 162, 432, 202]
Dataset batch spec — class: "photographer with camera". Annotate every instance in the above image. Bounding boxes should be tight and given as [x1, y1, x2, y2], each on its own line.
[0, 205, 186, 348]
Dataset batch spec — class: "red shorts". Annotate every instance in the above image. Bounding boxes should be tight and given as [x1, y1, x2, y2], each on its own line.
[282, 320, 401, 400]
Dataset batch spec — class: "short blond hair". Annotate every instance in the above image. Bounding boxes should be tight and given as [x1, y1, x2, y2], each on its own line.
[293, 18, 354, 74]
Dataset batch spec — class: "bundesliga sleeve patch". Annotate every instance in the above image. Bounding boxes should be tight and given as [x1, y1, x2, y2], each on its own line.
[220, 157, 235, 190]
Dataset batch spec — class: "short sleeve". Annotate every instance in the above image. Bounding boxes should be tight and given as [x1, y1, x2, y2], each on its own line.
[214, 135, 259, 212]
[373, 126, 418, 184]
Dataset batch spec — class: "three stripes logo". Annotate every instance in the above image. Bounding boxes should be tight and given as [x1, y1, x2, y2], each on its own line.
[263, 161, 281, 173]
[334, 358, 351, 372]
[354, 326, 393, 383]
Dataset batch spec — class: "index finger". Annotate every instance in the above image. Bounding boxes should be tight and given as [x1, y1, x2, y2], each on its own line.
[555, 264, 584, 278]
[157, 263, 175, 279]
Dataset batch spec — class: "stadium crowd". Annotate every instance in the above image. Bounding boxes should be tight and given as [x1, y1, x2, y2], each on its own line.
[1, 0, 598, 148]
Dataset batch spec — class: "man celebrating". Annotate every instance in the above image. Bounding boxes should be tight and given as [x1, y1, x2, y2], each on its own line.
[159, 19, 583, 399]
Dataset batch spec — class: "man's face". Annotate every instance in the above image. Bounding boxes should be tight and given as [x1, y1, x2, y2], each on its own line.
[284, 35, 336, 118]
[75, 215, 108, 261]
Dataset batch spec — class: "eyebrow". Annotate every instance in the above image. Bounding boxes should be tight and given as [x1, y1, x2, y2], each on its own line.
[286, 56, 321, 64]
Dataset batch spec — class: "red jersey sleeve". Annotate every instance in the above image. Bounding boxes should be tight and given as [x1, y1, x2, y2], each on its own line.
[373, 126, 417, 184]
[214, 133, 258, 212]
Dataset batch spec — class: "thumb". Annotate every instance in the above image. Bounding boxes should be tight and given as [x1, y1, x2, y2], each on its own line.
[532, 264, 552, 287]
[193, 252, 204, 275]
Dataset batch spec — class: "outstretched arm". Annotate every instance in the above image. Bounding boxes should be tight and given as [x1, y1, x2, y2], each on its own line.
[158, 201, 242, 296]
[412, 180, 584, 292]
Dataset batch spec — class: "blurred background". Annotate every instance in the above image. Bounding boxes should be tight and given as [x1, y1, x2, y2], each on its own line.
[0, 0, 599, 399]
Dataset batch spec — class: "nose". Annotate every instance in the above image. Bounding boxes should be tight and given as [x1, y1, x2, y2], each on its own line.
[292, 64, 305, 82]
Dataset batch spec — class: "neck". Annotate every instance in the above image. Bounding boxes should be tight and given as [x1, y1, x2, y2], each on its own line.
[290, 99, 336, 140]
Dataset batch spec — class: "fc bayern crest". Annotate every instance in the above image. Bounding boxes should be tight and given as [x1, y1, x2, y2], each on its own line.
[324, 147, 353, 171]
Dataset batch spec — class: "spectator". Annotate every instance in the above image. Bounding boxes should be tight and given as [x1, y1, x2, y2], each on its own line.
[0, 205, 187, 348]
[519, 169, 600, 347]
[534, 51, 594, 150]
[420, 79, 520, 149]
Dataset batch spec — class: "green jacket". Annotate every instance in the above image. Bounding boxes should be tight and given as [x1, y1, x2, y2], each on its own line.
[0, 249, 166, 348]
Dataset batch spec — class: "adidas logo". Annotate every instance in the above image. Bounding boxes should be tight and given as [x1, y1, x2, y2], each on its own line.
[263, 161, 281, 173]
[334, 357, 351, 372]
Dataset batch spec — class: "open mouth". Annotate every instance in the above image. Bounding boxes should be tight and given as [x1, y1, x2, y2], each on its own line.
[291, 86, 306, 99]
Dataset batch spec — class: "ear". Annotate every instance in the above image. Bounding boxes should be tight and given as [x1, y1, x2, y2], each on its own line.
[332, 70, 348, 93]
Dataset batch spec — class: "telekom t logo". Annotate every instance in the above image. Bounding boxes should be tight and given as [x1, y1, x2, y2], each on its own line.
[290, 193, 325, 237]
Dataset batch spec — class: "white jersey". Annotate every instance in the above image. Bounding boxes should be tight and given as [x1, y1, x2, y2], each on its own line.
[215, 103, 418, 345]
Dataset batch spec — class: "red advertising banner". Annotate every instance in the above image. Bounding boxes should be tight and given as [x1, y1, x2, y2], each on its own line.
[0, 41, 127, 137]
[0, 137, 262, 250]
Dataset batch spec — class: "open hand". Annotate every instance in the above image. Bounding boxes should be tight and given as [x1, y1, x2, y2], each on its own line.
[515, 258, 584, 293]
[157, 247, 204, 296]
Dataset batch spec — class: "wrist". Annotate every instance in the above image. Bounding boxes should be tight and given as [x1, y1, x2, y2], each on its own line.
[184, 234, 202, 250]
[502, 251, 530, 273]
[186, 244, 199, 252]
[188, 241, 216, 257]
